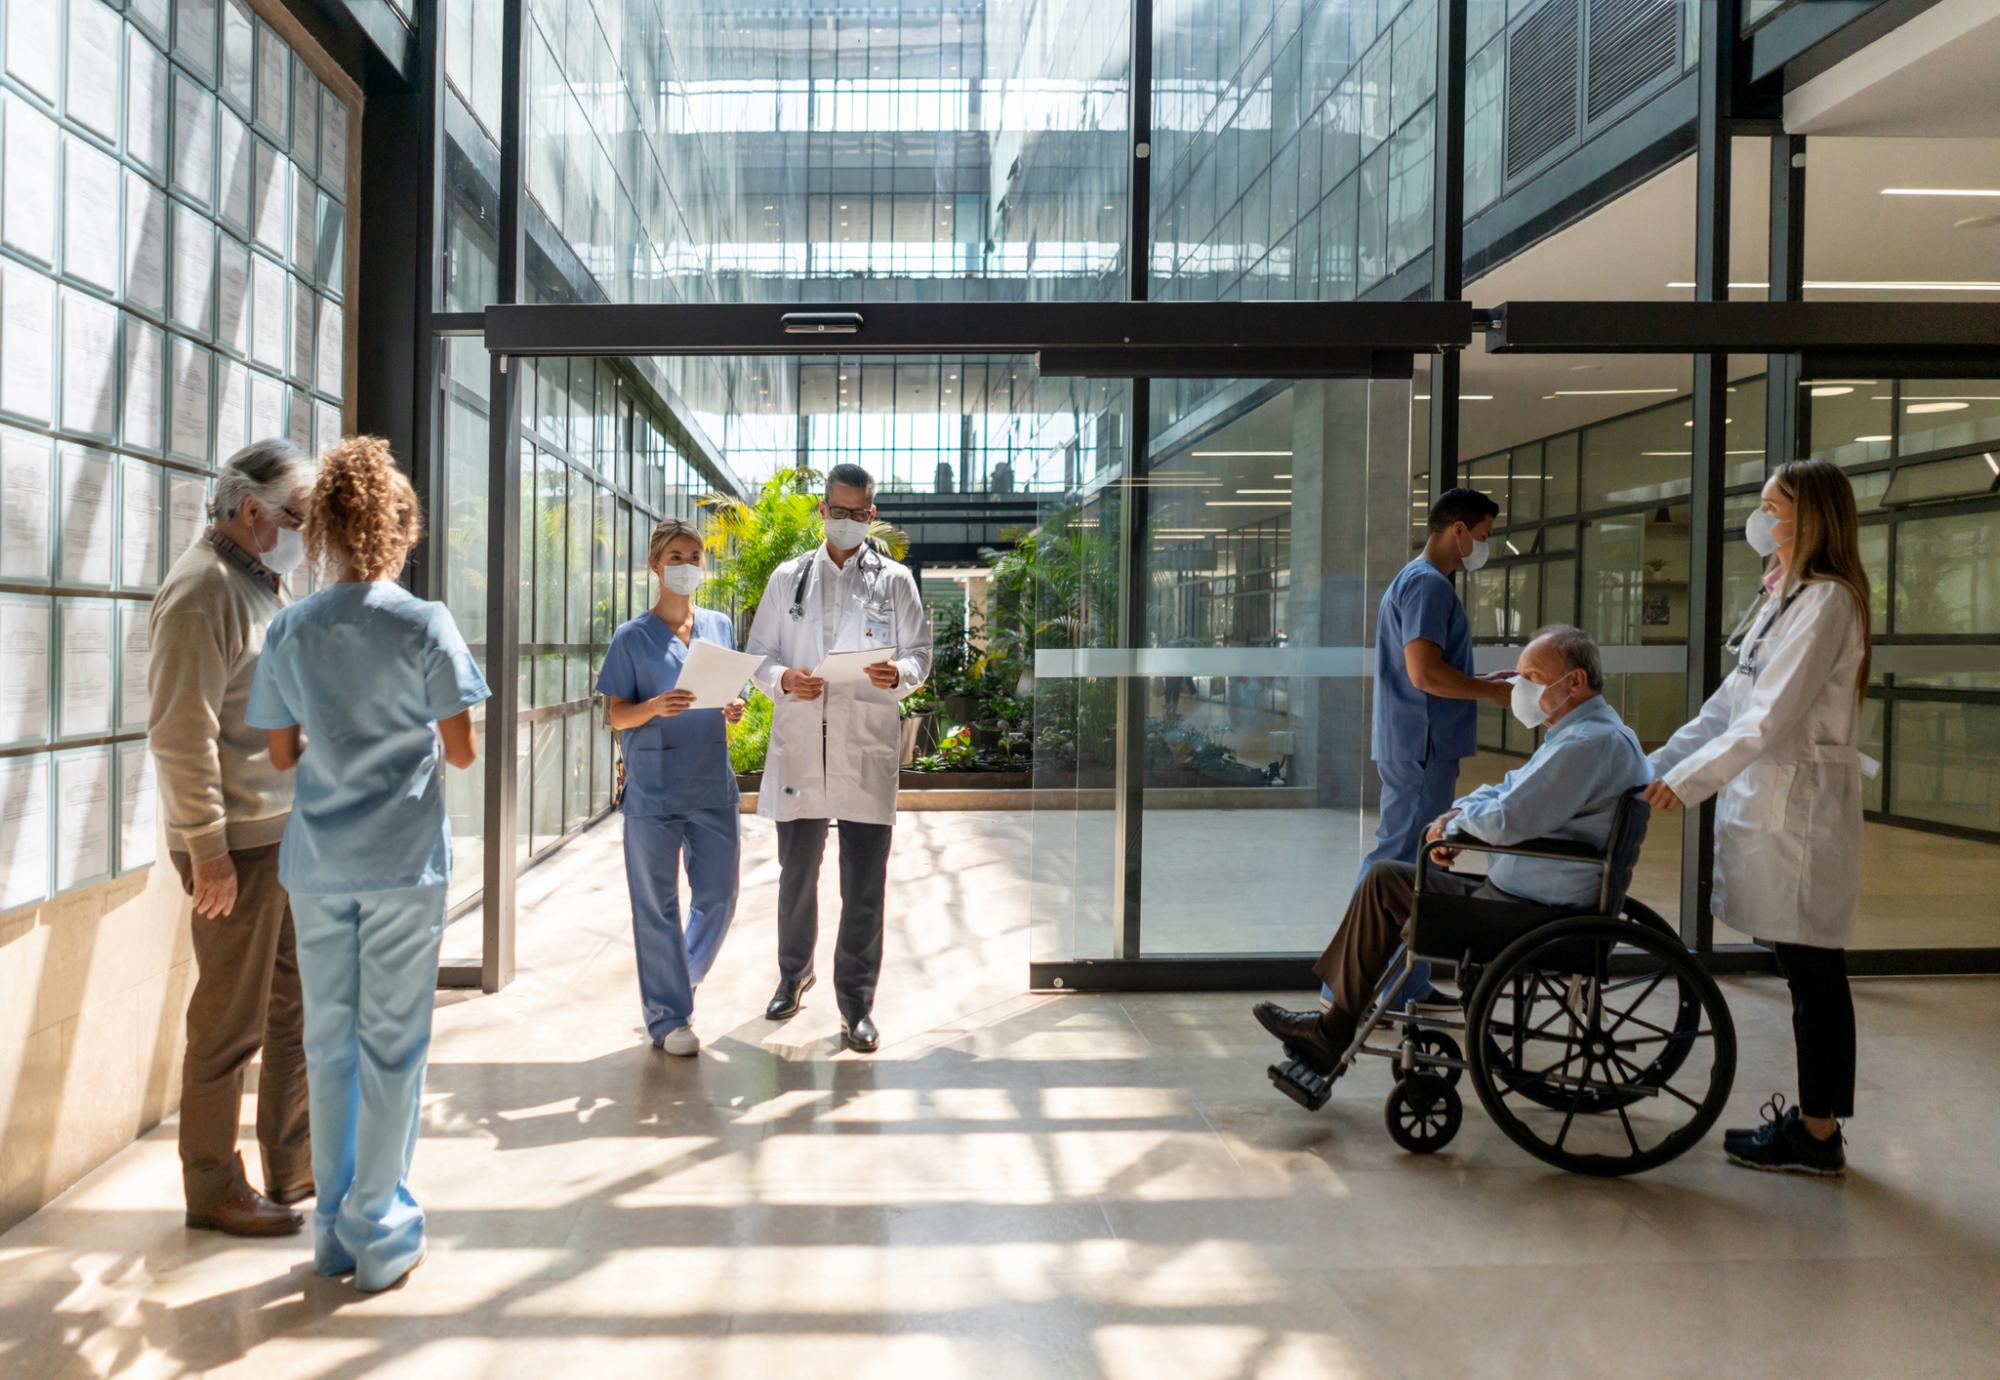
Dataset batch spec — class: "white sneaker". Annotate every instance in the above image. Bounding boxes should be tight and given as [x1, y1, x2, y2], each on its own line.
[657, 1026, 700, 1057]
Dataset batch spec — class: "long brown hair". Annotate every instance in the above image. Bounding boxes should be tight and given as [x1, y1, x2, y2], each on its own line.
[1772, 457, 1870, 696]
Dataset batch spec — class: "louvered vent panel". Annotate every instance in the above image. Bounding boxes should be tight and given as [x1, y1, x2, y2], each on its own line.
[1586, 0, 1681, 125]
[1506, 0, 1581, 182]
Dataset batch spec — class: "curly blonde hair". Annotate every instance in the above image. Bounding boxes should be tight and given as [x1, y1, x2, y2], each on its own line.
[304, 435, 423, 581]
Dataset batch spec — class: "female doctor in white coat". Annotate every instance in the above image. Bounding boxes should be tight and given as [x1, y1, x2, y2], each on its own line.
[1643, 458, 1871, 1176]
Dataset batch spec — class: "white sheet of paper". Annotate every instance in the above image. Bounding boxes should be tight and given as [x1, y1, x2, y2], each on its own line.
[252, 140, 286, 252]
[0, 755, 50, 908]
[122, 320, 165, 453]
[127, 30, 170, 175]
[124, 172, 169, 318]
[175, 0, 218, 78]
[215, 359, 247, 455]
[250, 252, 284, 367]
[2, 95, 59, 264]
[119, 600, 152, 729]
[290, 166, 316, 275]
[60, 600, 115, 738]
[119, 741, 159, 871]
[60, 292, 120, 439]
[0, 262, 56, 423]
[674, 641, 765, 710]
[55, 748, 112, 890]
[217, 235, 251, 356]
[321, 96, 348, 183]
[315, 296, 342, 399]
[292, 59, 318, 172]
[62, 137, 124, 294]
[1, 430, 52, 579]
[167, 473, 207, 555]
[256, 20, 287, 134]
[58, 448, 115, 586]
[120, 462, 162, 589]
[812, 645, 897, 684]
[66, 0, 125, 143]
[171, 206, 215, 336]
[0, 599, 51, 743]
[3, 0, 60, 102]
[290, 274, 314, 380]
[172, 74, 215, 207]
[169, 338, 213, 463]
[222, 0, 256, 111]
[250, 371, 284, 440]
[217, 106, 252, 231]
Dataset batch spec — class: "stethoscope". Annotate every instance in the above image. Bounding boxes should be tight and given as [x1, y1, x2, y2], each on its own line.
[1726, 585, 1803, 680]
[789, 544, 882, 620]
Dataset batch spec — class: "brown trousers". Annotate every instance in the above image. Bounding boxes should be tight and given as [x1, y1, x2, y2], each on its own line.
[1312, 861, 1497, 1048]
[171, 843, 312, 1208]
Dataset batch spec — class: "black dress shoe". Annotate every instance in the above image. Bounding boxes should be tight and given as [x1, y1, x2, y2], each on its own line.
[841, 1015, 879, 1053]
[1251, 1001, 1342, 1075]
[766, 973, 815, 1021]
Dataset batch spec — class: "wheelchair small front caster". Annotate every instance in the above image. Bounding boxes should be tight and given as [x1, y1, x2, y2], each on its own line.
[1385, 1073, 1462, 1154]
[1268, 1053, 1333, 1112]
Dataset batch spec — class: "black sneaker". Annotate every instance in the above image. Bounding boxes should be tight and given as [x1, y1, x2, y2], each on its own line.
[1724, 1094, 1845, 1177]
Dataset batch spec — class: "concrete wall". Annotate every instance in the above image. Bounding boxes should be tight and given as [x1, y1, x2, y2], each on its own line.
[0, 865, 196, 1233]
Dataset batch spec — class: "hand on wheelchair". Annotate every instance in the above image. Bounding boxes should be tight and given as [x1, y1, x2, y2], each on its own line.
[1423, 810, 1464, 866]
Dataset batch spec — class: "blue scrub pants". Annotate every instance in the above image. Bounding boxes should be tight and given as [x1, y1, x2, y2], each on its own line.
[1337, 755, 1462, 1001]
[622, 805, 740, 1039]
[291, 884, 446, 1291]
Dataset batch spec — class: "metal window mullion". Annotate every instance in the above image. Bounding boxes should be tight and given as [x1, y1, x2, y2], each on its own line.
[1429, 0, 1468, 497]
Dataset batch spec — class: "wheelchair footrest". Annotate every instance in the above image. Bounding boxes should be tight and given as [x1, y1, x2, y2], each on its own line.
[1268, 1056, 1333, 1112]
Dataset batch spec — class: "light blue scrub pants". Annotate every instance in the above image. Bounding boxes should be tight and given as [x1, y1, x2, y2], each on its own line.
[1332, 755, 1463, 1002]
[291, 884, 446, 1291]
[622, 805, 740, 1040]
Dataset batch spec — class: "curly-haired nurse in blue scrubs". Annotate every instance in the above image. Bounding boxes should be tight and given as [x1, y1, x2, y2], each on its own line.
[598, 517, 746, 1057]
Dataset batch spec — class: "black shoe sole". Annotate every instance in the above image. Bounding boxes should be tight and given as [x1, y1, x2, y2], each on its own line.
[1724, 1150, 1845, 1178]
[766, 974, 816, 1020]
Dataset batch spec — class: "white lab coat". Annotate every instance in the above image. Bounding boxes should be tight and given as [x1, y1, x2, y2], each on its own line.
[744, 543, 932, 826]
[1648, 579, 1867, 948]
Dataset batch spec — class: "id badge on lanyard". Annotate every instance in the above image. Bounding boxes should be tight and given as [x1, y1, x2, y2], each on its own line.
[1733, 589, 1800, 683]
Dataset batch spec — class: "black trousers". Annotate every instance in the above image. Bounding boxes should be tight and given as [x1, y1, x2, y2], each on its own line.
[1773, 942, 1856, 1119]
[775, 818, 894, 1022]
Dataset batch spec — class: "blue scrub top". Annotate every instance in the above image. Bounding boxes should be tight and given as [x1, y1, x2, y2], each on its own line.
[246, 582, 491, 895]
[1371, 555, 1475, 763]
[597, 606, 740, 814]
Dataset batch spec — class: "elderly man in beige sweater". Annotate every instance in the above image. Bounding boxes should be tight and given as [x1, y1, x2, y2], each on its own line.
[148, 439, 319, 1237]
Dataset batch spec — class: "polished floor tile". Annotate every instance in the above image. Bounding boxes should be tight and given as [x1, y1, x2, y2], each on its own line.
[2, 813, 1997, 1380]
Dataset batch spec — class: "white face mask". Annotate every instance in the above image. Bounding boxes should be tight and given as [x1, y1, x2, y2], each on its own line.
[1745, 508, 1789, 558]
[1510, 674, 1575, 730]
[823, 517, 871, 551]
[1460, 530, 1490, 572]
[263, 526, 307, 576]
[658, 562, 703, 596]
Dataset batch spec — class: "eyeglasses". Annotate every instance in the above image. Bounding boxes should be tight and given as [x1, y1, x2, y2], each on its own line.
[824, 504, 873, 522]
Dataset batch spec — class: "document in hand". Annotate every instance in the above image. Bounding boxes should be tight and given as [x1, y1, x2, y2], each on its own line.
[812, 645, 897, 684]
[676, 641, 765, 709]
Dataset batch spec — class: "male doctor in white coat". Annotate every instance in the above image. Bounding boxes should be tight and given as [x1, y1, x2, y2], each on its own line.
[746, 463, 932, 1053]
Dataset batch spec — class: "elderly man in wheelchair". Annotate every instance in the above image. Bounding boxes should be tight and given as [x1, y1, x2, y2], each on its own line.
[1253, 625, 1737, 1176]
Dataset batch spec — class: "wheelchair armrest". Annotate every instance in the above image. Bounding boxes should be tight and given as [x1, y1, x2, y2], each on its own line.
[1424, 833, 1607, 865]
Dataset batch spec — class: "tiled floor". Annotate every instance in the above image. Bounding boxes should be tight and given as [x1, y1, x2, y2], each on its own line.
[3, 811, 1999, 1379]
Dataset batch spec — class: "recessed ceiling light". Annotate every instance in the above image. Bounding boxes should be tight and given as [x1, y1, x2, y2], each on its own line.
[1955, 214, 2000, 231]
[1881, 187, 2000, 197]
[1904, 395, 2000, 401]
[1670, 278, 2000, 292]
[1552, 388, 1680, 397]
[1907, 401, 1971, 414]
[1205, 499, 1289, 507]
[1190, 449, 1292, 457]
[1235, 488, 1292, 495]
[1811, 386, 1853, 397]
[1853, 435, 1891, 443]
[1570, 364, 1603, 373]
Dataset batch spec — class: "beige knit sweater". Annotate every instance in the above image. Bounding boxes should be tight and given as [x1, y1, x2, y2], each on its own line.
[146, 538, 293, 862]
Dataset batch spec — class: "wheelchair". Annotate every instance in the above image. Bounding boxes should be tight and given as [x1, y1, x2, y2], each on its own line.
[1268, 791, 1737, 1177]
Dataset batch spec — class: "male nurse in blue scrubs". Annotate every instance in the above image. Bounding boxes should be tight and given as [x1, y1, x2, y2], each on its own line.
[1361, 487, 1512, 1005]
[598, 518, 745, 1057]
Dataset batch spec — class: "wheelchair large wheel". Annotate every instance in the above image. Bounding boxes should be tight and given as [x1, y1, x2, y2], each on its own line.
[1465, 917, 1735, 1177]
[1475, 898, 1698, 1114]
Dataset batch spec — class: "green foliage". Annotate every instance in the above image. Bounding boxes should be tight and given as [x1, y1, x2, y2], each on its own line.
[727, 689, 774, 775]
[980, 505, 1120, 676]
[910, 725, 977, 772]
[700, 466, 910, 633]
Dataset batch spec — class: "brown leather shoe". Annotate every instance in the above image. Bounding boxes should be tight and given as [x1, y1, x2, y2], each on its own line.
[268, 1181, 316, 1207]
[186, 1185, 305, 1237]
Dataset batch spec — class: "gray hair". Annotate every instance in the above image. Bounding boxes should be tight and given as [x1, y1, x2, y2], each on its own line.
[826, 462, 876, 499]
[646, 516, 703, 566]
[1531, 624, 1604, 691]
[212, 438, 315, 521]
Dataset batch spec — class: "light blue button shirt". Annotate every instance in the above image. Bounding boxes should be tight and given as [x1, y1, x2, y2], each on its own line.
[1452, 695, 1652, 907]
[246, 582, 490, 895]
